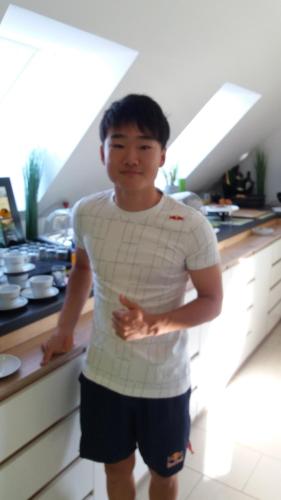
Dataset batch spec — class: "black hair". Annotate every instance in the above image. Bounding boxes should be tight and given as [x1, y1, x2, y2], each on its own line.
[99, 94, 170, 148]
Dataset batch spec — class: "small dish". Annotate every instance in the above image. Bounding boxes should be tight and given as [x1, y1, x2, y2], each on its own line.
[3, 263, 35, 275]
[252, 227, 274, 236]
[272, 207, 281, 213]
[21, 286, 59, 300]
[0, 296, 28, 311]
[0, 354, 21, 378]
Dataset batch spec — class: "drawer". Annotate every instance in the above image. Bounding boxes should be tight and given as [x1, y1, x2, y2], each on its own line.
[33, 458, 93, 500]
[271, 238, 281, 264]
[268, 279, 281, 311]
[267, 300, 281, 334]
[0, 411, 81, 500]
[270, 258, 281, 287]
[0, 354, 85, 462]
[243, 279, 255, 310]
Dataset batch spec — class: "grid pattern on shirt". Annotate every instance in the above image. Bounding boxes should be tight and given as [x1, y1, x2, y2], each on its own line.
[72, 190, 220, 398]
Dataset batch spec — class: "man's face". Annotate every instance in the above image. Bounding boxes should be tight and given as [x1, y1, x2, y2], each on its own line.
[100, 123, 166, 193]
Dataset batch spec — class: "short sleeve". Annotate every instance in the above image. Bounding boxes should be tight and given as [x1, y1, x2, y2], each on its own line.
[71, 200, 85, 249]
[184, 215, 220, 270]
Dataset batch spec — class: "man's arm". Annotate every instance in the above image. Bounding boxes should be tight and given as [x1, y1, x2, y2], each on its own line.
[41, 248, 92, 364]
[112, 264, 223, 340]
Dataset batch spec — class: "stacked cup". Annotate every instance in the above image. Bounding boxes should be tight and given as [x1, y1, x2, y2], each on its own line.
[4, 251, 30, 288]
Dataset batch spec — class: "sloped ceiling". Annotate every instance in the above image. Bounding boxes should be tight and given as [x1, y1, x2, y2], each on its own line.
[2, 0, 281, 211]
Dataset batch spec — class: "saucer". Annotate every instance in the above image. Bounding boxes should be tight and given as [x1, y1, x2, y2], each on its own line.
[0, 354, 21, 378]
[252, 227, 274, 236]
[0, 296, 28, 311]
[3, 263, 35, 275]
[21, 286, 59, 300]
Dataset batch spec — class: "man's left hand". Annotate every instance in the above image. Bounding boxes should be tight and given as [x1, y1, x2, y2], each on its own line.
[112, 294, 158, 341]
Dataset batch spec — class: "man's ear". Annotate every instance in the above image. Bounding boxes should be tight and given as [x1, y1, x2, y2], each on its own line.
[159, 149, 166, 168]
[100, 144, 105, 164]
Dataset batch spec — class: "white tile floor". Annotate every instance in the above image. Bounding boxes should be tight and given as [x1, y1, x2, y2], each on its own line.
[136, 321, 281, 500]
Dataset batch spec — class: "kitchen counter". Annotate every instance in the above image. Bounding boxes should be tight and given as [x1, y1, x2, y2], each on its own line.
[1, 216, 281, 403]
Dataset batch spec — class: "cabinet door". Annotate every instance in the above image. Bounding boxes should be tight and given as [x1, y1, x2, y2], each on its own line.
[266, 239, 281, 333]
[0, 411, 83, 500]
[33, 459, 93, 500]
[0, 354, 85, 462]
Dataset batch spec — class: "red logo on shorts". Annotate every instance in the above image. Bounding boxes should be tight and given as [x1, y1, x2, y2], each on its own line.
[166, 450, 184, 468]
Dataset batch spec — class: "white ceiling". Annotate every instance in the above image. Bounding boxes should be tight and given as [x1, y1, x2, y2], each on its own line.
[2, 0, 281, 210]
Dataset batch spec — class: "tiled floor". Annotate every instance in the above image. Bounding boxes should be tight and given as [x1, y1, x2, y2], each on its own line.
[136, 321, 281, 500]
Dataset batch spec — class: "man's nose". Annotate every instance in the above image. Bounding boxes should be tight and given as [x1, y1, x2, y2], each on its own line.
[124, 146, 139, 165]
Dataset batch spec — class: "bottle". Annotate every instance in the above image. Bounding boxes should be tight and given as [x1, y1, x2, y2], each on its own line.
[71, 244, 76, 266]
[178, 178, 186, 192]
[244, 171, 254, 195]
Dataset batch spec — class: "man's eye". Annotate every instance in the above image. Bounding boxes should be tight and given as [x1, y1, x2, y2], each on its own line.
[140, 145, 151, 150]
[111, 143, 124, 149]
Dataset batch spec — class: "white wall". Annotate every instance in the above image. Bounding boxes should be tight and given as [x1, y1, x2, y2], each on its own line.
[261, 127, 281, 204]
[2, 0, 281, 211]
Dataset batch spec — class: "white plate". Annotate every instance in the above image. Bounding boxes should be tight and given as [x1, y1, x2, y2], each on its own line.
[0, 296, 28, 311]
[252, 227, 274, 236]
[205, 204, 239, 214]
[0, 354, 21, 378]
[21, 286, 59, 300]
[3, 263, 35, 275]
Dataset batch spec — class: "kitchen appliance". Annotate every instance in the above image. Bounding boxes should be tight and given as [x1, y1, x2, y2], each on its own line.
[41, 208, 73, 247]
[170, 191, 203, 211]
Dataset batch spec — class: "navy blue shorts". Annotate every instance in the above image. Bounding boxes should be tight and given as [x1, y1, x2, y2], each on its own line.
[79, 373, 191, 477]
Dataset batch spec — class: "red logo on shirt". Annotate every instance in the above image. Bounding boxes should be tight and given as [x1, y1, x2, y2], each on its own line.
[169, 215, 184, 221]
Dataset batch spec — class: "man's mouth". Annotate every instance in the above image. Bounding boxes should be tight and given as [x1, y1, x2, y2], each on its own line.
[120, 170, 142, 175]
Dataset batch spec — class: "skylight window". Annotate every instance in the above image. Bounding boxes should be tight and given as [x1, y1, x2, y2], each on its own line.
[157, 83, 261, 190]
[0, 5, 138, 210]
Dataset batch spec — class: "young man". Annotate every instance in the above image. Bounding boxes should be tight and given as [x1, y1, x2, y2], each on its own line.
[42, 94, 223, 500]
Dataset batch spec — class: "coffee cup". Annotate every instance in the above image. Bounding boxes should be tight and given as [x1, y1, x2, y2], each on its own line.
[0, 249, 8, 267]
[4, 252, 26, 273]
[8, 273, 29, 288]
[29, 275, 53, 298]
[0, 284, 21, 307]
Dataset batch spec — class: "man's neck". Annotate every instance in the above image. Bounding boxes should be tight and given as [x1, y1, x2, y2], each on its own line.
[114, 187, 162, 212]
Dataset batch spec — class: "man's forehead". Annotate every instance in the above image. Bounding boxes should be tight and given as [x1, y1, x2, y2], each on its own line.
[107, 124, 155, 141]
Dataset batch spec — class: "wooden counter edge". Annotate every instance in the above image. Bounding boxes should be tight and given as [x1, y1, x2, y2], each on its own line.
[0, 297, 94, 352]
[0, 310, 93, 402]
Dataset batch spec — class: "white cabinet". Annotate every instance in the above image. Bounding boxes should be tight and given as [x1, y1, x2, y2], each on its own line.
[267, 238, 281, 333]
[189, 237, 281, 420]
[0, 356, 94, 500]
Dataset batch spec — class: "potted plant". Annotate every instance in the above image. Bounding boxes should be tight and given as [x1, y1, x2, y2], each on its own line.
[254, 150, 267, 199]
[23, 149, 43, 241]
[163, 164, 179, 193]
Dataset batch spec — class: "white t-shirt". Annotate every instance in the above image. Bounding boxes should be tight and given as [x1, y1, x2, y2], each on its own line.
[72, 190, 220, 398]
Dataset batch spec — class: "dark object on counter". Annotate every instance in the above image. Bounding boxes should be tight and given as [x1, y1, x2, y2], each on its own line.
[222, 165, 247, 197]
[232, 194, 265, 208]
[277, 192, 281, 203]
[211, 193, 222, 203]
[0, 178, 25, 246]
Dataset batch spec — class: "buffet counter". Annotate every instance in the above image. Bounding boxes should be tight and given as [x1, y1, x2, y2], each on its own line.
[1, 216, 281, 401]
[1, 216, 281, 500]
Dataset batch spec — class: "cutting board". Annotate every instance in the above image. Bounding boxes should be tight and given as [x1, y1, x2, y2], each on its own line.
[232, 209, 270, 219]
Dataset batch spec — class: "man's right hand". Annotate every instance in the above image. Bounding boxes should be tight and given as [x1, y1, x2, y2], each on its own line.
[41, 332, 74, 366]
